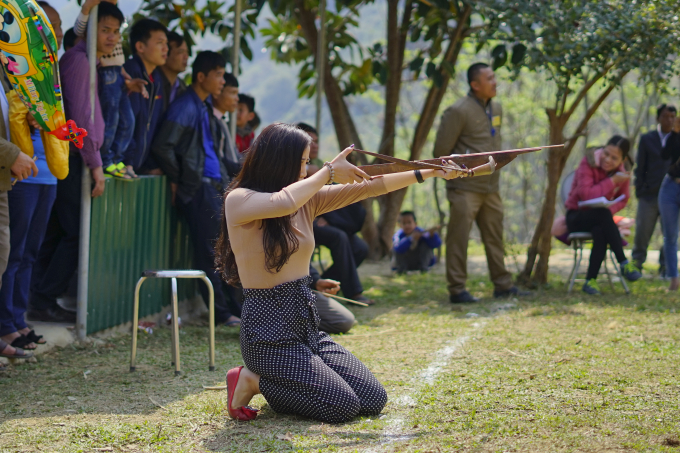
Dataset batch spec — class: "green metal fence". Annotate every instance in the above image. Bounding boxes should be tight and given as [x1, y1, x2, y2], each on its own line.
[86, 176, 197, 334]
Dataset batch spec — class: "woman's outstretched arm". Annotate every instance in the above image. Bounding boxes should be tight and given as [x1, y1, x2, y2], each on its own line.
[227, 147, 370, 225]
[313, 158, 465, 217]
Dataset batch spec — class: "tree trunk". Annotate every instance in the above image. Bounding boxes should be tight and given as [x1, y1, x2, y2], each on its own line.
[293, 0, 363, 150]
[520, 83, 617, 284]
[373, 5, 472, 257]
[363, 0, 412, 258]
[292, 0, 382, 251]
[519, 112, 567, 284]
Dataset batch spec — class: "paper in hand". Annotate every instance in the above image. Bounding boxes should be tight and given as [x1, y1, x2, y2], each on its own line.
[577, 194, 626, 209]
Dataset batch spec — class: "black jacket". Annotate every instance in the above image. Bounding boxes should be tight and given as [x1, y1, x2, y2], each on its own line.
[151, 87, 231, 202]
[123, 55, 165, 171]
[320, 202, 366, 235]
[160, 69, 187, 111]
[636, 129, 671, 198]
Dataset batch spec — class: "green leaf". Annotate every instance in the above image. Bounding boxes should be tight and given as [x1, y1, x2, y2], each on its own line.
[409, 57, 425, 72]
[491, 44, 507, 70]
[511, 43, 527, 66]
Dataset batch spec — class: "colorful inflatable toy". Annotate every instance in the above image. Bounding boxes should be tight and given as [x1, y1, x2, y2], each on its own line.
[0, 0, 87, 149]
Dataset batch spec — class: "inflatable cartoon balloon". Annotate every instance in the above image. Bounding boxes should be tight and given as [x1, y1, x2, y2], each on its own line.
[0, 0, 87, 151]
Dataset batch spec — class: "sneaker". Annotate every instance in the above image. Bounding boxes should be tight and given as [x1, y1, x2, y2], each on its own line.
[622, 262, 642, 282]
[582, 280, 601, 295]
[450, 290, 479, 304]
[104, 163, 131, 180]
[493, 286, 532, 298]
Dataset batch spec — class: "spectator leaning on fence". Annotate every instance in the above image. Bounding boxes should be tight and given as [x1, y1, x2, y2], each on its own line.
[434, 62, 529, 303]
[75, 0, 138, 180]
[151, 51, 242, 327]
[632, 104, 674, 276]
[122, 18, 168, 176]
[28, 1, 119, 323]
[564, 136, 641, 295]
[0, 58, 38, 360]
[160, 31, 189, 110]
[0, 1, 65, 352]
[211, 73, 241, 182]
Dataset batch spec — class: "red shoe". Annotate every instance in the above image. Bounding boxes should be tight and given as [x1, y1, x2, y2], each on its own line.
[226, 366, 259, 421]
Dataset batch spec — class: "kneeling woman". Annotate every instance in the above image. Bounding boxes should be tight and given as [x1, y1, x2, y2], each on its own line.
[217, 123, 465, 423]
[564, 135, 641, 295]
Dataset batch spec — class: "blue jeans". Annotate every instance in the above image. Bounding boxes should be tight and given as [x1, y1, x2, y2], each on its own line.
[658, 175, 680, 278]
[0, 183, 56, 336]
[99, 66, 135, 168]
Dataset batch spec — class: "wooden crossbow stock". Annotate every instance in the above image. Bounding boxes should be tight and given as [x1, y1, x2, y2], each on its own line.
[355, 145, 564, 177]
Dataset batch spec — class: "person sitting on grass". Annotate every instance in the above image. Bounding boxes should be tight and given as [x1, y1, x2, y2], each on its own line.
[392, 211, 442, 274]
[309, 264, 356, 334]
[564, 135, 642, 295]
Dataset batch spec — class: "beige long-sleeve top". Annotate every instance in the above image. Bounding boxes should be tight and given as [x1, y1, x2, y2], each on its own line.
[226, 178, 388, 289]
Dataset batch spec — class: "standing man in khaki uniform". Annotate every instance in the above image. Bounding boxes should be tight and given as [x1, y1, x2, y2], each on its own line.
[434, 63, 528, 303]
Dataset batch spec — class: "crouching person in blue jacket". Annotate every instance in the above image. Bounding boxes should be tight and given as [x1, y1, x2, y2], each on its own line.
[151, 51, 242, 327]
[392, 211, 442, 274]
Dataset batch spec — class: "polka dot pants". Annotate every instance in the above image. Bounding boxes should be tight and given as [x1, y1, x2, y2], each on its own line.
[240, 276, 387, 424]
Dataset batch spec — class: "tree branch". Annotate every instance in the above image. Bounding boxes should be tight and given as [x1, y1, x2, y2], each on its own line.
[565, 79, 621, 155]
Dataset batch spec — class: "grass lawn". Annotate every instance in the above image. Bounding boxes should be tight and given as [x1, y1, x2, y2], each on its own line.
[1, 269, 679, 452]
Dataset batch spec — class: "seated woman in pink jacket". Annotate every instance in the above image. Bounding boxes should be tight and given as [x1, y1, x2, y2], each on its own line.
[564, 135, 641, 295]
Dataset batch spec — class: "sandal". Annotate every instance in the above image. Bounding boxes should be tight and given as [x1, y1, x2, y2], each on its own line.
[0, 340, 32, 359]
[24, 330, 46, 345]
[10, 335, 36, 350]
[104, 163, 132, 181]
[225, 319, 241, 328]
[119, 163, 138, 179]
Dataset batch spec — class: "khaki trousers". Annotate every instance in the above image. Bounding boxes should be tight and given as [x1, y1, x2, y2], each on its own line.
[0, 191, 9, 291]
[445, 189, 512, 295]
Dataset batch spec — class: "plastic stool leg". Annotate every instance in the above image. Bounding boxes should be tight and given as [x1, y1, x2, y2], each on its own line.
[171, 277, 181, 376]
[130, 277, 147, 372]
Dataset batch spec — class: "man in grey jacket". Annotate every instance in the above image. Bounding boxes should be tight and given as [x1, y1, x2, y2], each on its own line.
[433, 63, 528, 303]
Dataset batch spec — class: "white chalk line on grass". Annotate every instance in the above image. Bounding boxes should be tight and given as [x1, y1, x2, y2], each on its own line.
[365, 319, 488, 451]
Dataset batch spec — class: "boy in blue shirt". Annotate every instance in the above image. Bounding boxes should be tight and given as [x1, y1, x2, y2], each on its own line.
[392, 211, 442, 273]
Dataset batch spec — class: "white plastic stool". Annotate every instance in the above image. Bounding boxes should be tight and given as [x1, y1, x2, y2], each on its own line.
[130, 270, 215, 375]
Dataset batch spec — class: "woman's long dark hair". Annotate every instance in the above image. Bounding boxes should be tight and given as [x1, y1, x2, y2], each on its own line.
[215, 123, 312, 285]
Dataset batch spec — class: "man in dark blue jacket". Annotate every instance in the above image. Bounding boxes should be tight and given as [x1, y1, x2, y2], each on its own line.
[633, 104, 675, 275]
[151, 51, 241, 326]
[123, 19, 168, 175]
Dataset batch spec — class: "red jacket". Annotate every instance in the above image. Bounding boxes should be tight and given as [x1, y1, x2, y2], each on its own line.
[236, 130, 254, 154]
[565, 148, 630, 214]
